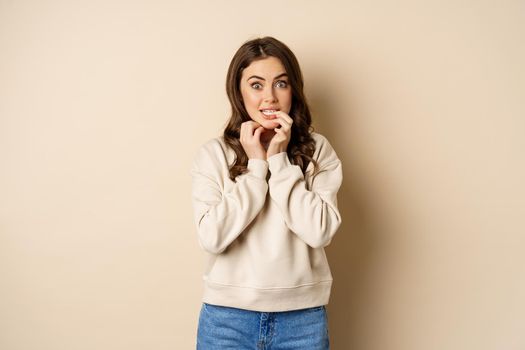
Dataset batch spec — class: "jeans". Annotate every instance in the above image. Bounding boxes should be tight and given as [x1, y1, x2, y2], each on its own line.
[196, 302, 330, 350]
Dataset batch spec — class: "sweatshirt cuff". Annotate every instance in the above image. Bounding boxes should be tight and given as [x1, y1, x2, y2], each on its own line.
[247, 158, 269, 179]
[267, 152, 292, 173]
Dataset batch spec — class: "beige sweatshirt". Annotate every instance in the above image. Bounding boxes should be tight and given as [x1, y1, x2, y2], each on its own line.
[190, 131, 343, 312]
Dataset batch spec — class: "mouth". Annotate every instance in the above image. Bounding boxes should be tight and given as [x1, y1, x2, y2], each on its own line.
[260, 109, 279, 119]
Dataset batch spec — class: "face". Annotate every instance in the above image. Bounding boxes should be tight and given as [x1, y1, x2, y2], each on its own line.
[239, 56, 292, 130]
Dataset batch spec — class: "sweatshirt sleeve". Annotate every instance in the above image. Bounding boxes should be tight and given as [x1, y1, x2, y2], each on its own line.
[190, 143, 269, 254]
[267, 139, 343, 249]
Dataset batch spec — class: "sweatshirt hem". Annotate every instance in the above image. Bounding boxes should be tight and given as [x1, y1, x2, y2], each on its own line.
[202, 279, 332, 312]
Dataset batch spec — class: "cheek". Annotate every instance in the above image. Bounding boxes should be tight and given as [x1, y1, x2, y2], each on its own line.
[240, 87, 252, 107]
[243, 94, 260, 110]
[278, 91, 293, 108]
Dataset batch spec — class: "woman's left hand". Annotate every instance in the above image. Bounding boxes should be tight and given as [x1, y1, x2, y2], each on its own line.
[266, 111, 293, 159]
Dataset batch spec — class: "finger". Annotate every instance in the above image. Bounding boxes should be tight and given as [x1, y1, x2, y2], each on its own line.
[240, 122, 253, 142]
[253, 126, 264, 139]
[244, 122, 259, 141]
[272, 117, 290, 130]
[252, 122, 263, 132]
[248, 120, 262, 128]
[251, 121, 265, 136]
[272, 114, 290, 125]
[275, 111, 293, 124]
[269, 115, 283, 125]
[272, 128, 287, 140]
[274, 125, 290, 138]
[245, 120, 256, 132]
[240, 122, 247, 141]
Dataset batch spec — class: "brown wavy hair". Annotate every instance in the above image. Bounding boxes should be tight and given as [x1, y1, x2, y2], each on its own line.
[223, 36, 319, 182]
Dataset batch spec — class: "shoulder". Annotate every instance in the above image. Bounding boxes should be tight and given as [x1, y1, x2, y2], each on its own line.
[191, 135, 228, 169]
[310, 131, 341, 165]
[197, 135, 224, 153]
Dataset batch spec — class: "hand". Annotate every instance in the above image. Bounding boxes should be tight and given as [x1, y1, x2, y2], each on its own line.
[266, 111, 293, 158]
[239, 120, 266, 160]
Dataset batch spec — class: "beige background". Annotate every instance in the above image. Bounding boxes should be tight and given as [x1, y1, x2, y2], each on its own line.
[1, 0, 524, 349]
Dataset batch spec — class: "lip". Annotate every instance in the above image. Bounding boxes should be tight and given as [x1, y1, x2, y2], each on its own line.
[261, 114, 278, 120]
[260, 109, 280, 115]
[260, 109, 279, 120]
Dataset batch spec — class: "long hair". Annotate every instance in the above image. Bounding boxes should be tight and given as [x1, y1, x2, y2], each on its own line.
[223, 36, 319, 181]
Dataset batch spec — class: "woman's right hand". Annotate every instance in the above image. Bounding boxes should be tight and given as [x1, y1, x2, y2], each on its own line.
[240, 120, 266, 160]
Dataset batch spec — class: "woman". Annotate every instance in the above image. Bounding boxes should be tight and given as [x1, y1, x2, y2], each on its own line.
[190, 36, 343, 349]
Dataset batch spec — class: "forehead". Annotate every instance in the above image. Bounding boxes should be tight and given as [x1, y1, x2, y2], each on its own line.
[241, 56, 286, 77]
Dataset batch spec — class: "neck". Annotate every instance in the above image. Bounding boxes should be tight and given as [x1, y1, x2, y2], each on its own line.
[260, 129, 276, 144]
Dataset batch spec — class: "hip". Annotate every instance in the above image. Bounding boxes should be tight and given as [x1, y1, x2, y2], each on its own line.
[196, 302, 330, 349]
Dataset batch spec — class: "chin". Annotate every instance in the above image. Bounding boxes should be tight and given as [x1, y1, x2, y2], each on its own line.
[261, 120, 279, 130]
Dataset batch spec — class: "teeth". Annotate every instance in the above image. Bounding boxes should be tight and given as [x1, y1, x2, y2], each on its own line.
[261, 110, 277, 115]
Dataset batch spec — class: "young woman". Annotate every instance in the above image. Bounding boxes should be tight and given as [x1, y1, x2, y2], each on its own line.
[190, 36, 343, 349]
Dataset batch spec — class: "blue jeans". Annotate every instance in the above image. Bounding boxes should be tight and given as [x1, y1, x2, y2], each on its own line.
[196, 302, 330, 349]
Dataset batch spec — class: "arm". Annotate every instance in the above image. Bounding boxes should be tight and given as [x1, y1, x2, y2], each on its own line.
[267, 151, 343, 249]
[190, 144, 269, 254]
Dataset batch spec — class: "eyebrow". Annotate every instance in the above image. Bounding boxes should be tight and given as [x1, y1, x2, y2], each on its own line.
[247, 73, 288, 81]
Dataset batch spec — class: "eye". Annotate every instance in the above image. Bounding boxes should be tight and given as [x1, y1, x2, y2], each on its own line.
[275, 80, 288, 88]
[251, 82, 262, 89]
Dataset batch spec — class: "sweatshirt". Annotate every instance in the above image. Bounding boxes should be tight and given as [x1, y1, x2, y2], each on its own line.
[189, 131, 343, 312]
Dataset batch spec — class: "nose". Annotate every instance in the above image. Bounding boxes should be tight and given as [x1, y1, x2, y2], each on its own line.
[263, 85, 277, 103]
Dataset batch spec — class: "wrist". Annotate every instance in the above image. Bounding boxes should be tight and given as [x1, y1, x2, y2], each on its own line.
[267, 146, 286, 158]
[267, 151, 291, 173]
